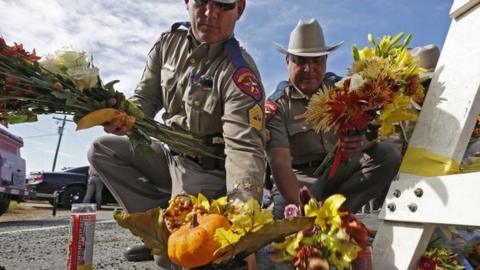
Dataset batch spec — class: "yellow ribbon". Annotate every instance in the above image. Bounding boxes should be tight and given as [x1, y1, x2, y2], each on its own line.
[399, 146, 460, 176]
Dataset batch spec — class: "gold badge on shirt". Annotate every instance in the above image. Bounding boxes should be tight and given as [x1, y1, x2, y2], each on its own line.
[248, 104, 263, 130]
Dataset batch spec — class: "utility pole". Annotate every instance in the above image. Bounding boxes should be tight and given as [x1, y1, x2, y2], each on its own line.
[52, 116, 74, 171]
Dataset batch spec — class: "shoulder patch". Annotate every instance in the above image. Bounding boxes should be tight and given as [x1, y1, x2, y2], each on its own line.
[265, 99, 278, 121]
[265, 81, 288, 121]
[248, 103, 264, 130]
[234, 67, 262, 101]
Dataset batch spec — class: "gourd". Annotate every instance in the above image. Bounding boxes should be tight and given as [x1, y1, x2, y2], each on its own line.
[167, 213, 231, 268]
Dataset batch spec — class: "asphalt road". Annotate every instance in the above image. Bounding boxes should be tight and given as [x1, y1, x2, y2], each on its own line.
[0, 201, 380, 270]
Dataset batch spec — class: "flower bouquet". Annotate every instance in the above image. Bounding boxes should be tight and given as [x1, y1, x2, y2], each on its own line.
[304, 33, 425, 178]
[114, 193, 315, 269]
[272, 188, 369, 270]
[0, 38, 218, 158]
[417, 247, 465, 270]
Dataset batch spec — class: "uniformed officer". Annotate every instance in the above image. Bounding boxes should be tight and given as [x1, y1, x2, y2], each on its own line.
[266, 19, 401, 218]
[87, 0, 265, 267]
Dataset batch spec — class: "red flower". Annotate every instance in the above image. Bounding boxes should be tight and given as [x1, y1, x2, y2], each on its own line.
[341, 212, 369, 249]
[0, 39, 40, 62]
[293, 245, 329, 270]
[417, 256, 443, 270]
[327, 96, 371, 133]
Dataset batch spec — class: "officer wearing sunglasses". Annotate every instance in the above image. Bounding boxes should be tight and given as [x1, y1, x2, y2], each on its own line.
[88, 0, 263, 269]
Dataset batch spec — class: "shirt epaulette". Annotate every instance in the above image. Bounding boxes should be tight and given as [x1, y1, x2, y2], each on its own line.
[224, 38, 263, 102]
[324, 72, 342, 83]
[170, 21, 191, 32]
[265, 81, 288, 121]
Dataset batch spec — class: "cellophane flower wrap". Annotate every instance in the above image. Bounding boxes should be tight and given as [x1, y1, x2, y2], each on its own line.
[114, 193, 315, 268]
[273, 193, 369, 270]
[0, 38, 217, 158]
[304, 33, 426, 178]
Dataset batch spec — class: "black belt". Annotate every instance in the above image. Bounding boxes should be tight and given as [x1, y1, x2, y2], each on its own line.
[171, 151, 225, 171]
[292, 160, 323, 170]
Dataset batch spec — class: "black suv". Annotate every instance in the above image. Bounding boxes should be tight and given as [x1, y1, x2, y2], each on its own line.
[27, 166, 116, 208]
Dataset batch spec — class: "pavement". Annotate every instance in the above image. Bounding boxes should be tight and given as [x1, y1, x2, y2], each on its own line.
[0, 201, 382, 270]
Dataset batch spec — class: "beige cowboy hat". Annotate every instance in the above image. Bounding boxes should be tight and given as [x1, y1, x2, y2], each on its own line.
[410, 44, 440, 78]
[273, 19, 343, 57]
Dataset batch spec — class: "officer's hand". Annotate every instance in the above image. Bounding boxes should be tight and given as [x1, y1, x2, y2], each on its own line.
[341, 134, 375, 155]
[103, 118, 129, 136]
[245, 253, 256, 270]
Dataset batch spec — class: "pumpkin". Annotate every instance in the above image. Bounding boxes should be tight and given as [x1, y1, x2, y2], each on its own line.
[167, 213, 231, 268]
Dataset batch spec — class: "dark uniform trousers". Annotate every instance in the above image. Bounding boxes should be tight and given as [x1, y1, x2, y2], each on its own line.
[272, 141, 402, 218]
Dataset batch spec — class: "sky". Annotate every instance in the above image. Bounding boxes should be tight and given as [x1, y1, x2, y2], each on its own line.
[0, 0, 453, 173]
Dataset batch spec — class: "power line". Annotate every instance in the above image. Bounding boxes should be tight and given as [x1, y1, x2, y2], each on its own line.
[23, 134, 58, 139]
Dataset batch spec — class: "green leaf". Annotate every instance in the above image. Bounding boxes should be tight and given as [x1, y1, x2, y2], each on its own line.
[6, 113, 38, 124]
[50, 90, 72, 100]
[390, 32, 404, 48]
[213, 217, 315, 265]
[401, 34, 413, 49]
[125, 100, 144, 119]
[352, 44, 360, 61]
[104, 79, 120, 93]
[368, 33, 376, 46]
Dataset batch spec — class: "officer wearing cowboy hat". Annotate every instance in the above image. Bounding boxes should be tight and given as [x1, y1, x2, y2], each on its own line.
[265, 19, 401, 217]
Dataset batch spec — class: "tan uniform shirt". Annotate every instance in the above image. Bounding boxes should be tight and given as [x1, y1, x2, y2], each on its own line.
[266, 82, 336, 165]
[130, 28, 266, 200]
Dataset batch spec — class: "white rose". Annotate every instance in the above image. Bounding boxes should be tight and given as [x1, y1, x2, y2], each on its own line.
[349, 73, 365, 91]
[39, 54, 61, 74]
[67, 66, 99, 90]
[54, 47, 88, 70]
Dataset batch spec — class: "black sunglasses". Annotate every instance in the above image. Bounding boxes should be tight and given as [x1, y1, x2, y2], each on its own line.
[193, 0, 237, 11]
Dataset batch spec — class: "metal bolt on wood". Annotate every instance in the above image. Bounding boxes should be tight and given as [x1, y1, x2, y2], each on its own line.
[414, 188, 423, 197]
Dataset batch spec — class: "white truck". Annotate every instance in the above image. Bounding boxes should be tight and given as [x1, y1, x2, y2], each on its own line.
[0, 127, 27, 216]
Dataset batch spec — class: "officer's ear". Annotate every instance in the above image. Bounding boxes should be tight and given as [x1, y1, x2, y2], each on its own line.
[285, 54, 291, 65]
[236, 0, 246, 20]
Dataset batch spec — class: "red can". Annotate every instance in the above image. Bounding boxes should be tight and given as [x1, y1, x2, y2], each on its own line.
[67, 204, 97, 270]
[352, 246, 373, 270]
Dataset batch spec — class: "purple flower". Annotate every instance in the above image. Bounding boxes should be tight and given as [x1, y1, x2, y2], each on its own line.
[298, 186, 314, 206]
[284, 204, 302, 219]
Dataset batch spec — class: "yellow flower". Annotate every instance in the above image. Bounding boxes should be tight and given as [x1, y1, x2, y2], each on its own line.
[272, 232, 304, 257]
[305, 194, 346, 231]
[376, 92, 418, 138]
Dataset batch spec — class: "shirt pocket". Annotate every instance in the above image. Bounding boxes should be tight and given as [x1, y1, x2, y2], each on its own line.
[287, 121, 326, 158]
[182, 83, 221, 135]
[161, 66, 179, 112]
[160, 65, 176, 89]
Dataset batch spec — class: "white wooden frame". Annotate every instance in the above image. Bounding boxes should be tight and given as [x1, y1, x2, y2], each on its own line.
[372, 1, 480, 269]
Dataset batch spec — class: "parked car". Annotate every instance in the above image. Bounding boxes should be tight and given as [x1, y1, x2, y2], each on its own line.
[0, 127, 28, 216]
[27, 166, 116, 208]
